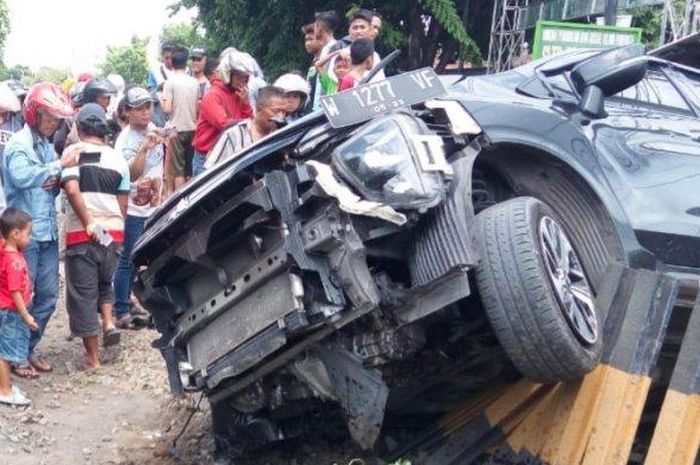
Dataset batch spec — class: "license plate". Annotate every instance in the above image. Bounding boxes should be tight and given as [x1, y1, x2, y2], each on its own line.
[321, 68, 447, 128]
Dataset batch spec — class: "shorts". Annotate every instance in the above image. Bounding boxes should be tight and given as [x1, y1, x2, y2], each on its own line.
[169, 131, 195, 177]
[192, 151, 207, 177]
[0, 310, 30, 364]
[65, 242, 120, 338]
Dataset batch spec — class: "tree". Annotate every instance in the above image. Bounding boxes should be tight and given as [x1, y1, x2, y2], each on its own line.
[161, 22, 207, 51]
[174, 0, 484, 78]
[99, 36, 149, 86]
[0, 1, 9, 57]
[33, 66, 70, 85]
[0, 0, 12, 78]
[4, 64, 31, 83]
[631, 5, 663, 48]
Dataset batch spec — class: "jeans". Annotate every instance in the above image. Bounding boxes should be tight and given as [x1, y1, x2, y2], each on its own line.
[192, 151, 207, 177]
[113, 215, 146, 319]
[24, 240, 59, 358]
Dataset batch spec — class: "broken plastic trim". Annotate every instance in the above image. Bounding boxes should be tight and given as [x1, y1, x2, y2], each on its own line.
[424, 99, 482, 136]
[306, 160, 408, 225]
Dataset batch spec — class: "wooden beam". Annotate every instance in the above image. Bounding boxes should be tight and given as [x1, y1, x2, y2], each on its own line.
[645, 294, 700, 465]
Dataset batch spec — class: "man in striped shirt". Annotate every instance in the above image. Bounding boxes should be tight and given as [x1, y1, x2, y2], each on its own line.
[61, 104, 130, 370]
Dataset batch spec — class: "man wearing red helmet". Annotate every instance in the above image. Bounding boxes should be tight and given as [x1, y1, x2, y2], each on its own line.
[1, 82, 79, 378]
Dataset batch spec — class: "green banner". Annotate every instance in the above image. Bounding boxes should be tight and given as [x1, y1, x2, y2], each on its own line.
[532, 21, 642, 59]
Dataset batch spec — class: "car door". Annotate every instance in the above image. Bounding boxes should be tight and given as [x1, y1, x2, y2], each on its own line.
[591, 62, 700, 267]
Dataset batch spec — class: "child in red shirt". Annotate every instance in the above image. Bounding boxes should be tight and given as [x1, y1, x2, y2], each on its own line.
[0, 208, 36, 406]
[338, 39, 375, 92]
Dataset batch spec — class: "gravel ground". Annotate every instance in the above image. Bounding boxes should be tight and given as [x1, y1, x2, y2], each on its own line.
[0, 272, 372, 465]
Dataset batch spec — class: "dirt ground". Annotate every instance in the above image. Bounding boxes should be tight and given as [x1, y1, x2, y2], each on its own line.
[0, 275, 367, 465]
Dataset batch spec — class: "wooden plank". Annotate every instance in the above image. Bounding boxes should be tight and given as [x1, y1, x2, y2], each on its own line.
[542, 366, 608, 464]
[483, 379, 544, 425]
[645, 294, 700, 465]
[644, 391, 700, 465]
[580, 368, 651, 465]
[505, 382, 576, 456]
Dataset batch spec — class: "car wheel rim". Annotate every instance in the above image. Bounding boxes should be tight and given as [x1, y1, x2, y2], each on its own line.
[538, 216, 598, 346]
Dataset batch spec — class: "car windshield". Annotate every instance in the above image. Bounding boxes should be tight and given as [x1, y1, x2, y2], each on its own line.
[517, 49, 600, 98]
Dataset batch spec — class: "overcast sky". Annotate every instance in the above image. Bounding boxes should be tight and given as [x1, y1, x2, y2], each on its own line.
[4, 0, 198, 73]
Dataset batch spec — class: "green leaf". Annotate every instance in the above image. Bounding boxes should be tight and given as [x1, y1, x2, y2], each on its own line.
[418, 0, 478, 49]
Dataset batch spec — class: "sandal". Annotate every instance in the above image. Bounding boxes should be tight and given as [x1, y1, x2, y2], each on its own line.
[103, 327, 122, 347]
[29, 355, 53, 373]
[131, 315, 150, 330]
[75, 358, 101, 372]
[115, 315, 136, 330]
[0, 385, 31, 406]
[11, 363, 39, 379]
[131, 305, 149, 317]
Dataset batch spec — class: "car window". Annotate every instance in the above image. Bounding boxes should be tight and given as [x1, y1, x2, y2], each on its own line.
[613, 69, 691, 112]
[677, 71, 700, 105]
[547, 73, 575, 95]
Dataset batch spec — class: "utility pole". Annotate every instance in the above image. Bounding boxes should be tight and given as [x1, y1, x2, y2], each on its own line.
[604, 0, 619, 25]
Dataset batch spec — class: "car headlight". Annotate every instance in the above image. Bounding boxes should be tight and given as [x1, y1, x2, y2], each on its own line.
[331, 114, 449, 210]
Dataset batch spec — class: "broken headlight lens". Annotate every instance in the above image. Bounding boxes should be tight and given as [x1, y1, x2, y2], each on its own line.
[331, 114, 447, 210]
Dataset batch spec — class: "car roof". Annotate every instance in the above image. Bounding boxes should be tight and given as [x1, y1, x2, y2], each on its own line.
[649, 32, 700, 69]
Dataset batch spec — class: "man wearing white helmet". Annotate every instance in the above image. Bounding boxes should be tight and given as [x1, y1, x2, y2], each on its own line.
[105, 74, 125, 121]
[273, 73, 311, 122]
[191, 48, 255, 176]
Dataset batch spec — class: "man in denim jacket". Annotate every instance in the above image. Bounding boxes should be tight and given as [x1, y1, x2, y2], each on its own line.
[2, 82, 76, 378]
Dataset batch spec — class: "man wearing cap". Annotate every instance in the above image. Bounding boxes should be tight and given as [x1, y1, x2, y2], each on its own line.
[190, 46, 209, 98]
[62, 103, 130, 369]
[113, 87, 168, 329]
[191, 48, 254, 176]
[161, 49, 199, 188]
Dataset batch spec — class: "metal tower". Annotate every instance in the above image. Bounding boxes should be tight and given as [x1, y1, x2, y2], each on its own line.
[660, 0, 699, 43]
[487, 0, 530, 73]
[486, 0, 693, 72]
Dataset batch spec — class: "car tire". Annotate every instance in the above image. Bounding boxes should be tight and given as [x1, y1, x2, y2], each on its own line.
[474, 196, 602, 383]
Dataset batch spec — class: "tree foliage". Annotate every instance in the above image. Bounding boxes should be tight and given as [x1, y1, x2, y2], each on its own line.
[99, 36, 149, 86]
[4, 64, 30, 83]
[33, 66, 70, 85]
[0, 0, 9, 59]
[419, 0, 475, 50]
[161, 22, 207, 51]
[175, 0, 483, 78]
[631, 5, 663, 48]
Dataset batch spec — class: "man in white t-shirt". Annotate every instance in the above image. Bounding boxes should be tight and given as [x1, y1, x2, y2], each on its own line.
[161, 49, 199, 188]
[113, 87, 168, 328]
[326, 9, 385, 88]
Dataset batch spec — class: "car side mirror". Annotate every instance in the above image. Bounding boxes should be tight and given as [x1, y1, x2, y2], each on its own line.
[570, 44, 648, 120]
[578, 85, 606, 119]
[571, 44, 648, 94]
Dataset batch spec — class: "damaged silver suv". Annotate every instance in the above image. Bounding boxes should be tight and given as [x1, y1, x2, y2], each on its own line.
[133, 45, 700, 457]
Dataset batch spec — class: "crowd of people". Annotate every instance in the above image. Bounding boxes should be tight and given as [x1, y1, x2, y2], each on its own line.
[0, 7, 384, 406]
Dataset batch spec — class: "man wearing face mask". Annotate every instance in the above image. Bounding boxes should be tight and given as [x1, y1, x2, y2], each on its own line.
[203, 86, 287, 170]
[191, 48, 255, 176]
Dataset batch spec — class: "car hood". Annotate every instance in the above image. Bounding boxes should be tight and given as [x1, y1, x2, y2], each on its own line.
[145, 112, 325, 229]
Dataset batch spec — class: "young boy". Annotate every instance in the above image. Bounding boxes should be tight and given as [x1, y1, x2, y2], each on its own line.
[314, 51, 350, 96]
[338, 39, 375, 92]
[0, 208, 36, 406]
